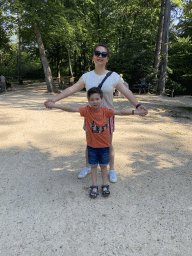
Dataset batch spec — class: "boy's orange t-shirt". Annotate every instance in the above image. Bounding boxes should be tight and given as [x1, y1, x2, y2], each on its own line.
[79, 106, 114, 148]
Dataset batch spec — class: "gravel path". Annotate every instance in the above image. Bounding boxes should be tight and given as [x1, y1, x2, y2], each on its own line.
[0, 83, 192, 256]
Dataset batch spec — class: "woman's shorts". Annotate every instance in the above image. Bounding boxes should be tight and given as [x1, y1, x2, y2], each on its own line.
[87, 146, 109, 167]
[83, 115, 115, 134]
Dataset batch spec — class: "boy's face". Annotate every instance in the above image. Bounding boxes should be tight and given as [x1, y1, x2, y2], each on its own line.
[88, 93, 103, 110]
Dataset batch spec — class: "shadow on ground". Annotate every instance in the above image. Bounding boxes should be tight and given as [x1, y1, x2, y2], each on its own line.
[0, 83, 192, 255]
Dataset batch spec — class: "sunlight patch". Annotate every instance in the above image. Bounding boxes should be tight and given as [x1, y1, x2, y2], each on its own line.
[52, 167, 64, 171]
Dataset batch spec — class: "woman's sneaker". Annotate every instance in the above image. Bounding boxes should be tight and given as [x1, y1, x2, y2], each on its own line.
[109, 170, 117, 183]
[78, 167, 91, 178]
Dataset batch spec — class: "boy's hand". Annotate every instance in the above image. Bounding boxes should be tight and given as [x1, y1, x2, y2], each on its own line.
[137, 105, 148, 116]
[44, 101, 55, 109]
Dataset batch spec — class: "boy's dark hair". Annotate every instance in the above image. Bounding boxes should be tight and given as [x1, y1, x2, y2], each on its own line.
[93, 43, 109, 55]
[87, 87, 103, 99]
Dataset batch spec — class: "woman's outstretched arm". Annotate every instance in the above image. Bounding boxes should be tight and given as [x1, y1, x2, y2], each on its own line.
[44, 76, 85, 108]
[45, 101, 79, 112]
[115, 79, 148, 116]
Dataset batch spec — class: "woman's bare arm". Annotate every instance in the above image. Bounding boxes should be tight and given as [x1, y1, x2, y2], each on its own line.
[45, 101, 79, 112]
[114, 109, 139, 115]
[44, 76, 85, 108]
[115, 79, 148, 116]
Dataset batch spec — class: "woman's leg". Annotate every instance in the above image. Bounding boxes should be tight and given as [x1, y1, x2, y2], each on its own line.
[109, 133, 117, 182]
[85, 146, 90, 168]
[109, 134, 114, 170]
[78, 133, 91, 178]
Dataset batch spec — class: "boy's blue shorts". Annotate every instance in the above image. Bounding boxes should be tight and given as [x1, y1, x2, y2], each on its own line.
[87, 146, 109, 167]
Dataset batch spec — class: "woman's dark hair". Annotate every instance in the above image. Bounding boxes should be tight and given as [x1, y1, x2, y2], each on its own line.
[93, 43, 109, 55]
[87, 87, 103, 99]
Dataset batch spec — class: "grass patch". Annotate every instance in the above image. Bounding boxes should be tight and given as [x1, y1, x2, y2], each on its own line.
[177, 106, 192, 112]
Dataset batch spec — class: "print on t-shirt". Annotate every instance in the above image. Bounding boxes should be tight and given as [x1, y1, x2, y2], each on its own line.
[91, 120, 108, 133]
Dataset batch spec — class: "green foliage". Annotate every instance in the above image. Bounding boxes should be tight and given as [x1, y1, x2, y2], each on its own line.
[0, 42, 43, 79]
[0, 43, 17, 77]
[168, 0, 192, 94]
[171, 0, 183, 7]
[0, 0, 191, 95]
[108, 0, 160, 85]
[0, 1, 10, 52]
[177, 106, 192, 112]
[20, 51, 44, 79]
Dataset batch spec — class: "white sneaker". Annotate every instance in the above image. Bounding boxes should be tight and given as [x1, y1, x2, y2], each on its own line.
[109, 170, 117, 183]
[78, 167, 91, 179]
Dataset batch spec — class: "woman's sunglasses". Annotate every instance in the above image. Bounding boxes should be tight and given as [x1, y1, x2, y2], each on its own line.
[94, 51, 108, 58]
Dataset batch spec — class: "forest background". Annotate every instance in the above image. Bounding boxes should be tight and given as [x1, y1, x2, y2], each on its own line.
[0, 0, 192, 95]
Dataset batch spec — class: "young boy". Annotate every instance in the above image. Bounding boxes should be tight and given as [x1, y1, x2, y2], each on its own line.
[45, 87, 145, 198]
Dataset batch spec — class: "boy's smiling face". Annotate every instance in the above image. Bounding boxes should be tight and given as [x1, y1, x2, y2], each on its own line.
[88, 93, 103, 111]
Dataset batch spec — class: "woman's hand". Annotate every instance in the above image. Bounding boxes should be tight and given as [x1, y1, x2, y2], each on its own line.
[137, 105, 148, 116]
[44, 101, 55, 109]
[44, 98, 55, 109]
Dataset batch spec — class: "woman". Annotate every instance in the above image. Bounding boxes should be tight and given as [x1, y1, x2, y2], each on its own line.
[44, 43, 148, 182]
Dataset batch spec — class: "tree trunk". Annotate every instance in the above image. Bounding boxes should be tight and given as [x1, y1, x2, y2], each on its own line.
[154, 0, 165, 70]
[18, 23, 21, 84]
[33, 24, 55, 92]
[57, 60, 61, 84]
[57, 44, 61, 83]
[74, 50, 77, 77]
[157, 0, 171, 95]
[17, 11, 22, 84]
[83, 50, 86, 72]
[67, 47, 73, 77]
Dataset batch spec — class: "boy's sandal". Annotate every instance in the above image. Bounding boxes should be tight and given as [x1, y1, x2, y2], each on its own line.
[101, 185, 110, 197]
[89, 185, 99, 198]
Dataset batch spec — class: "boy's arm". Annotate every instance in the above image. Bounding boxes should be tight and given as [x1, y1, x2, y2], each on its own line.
[45, 102, 79, 112]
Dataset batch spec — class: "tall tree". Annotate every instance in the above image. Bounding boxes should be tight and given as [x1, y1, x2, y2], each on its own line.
[168, 0, 192, 94]
[154, 0, 165, 71]
[3, 0, 64, 91]
[157, 0, 171, 94]
[0, 0, 11, 68]
[33, 24, 54, 91]
[17, 11, 22, 84]
[20, 0, 56, 92]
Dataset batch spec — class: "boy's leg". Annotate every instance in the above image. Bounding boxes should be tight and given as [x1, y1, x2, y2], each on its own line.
[101, 165, 108, 185]
[101, 165, 110, 196]
[91, 166, 97, 185]
[88, 147, 99, 197]
[99, 147, 110, 190]
[90, 166, 99, 197]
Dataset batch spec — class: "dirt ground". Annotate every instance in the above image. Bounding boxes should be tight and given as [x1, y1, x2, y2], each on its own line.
[0, 82, 192, 256]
